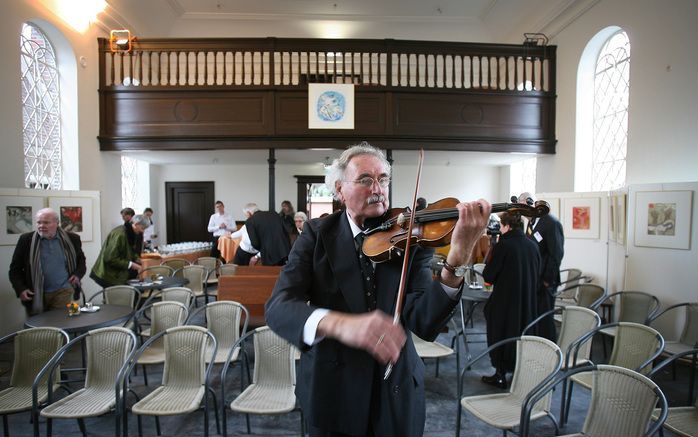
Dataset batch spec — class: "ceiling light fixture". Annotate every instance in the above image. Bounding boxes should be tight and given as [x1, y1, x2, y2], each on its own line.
[110, 29, 133, 52]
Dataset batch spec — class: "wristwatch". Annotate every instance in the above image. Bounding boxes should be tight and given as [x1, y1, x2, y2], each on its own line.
[442, 261, 468, 277]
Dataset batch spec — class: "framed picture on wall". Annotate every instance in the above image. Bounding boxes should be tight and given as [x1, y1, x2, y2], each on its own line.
[562, 197, 600, 239]
[48, 197, 94, 242]
[0, 196, 45, 245]
[308, 83, 355, 129]
[634, 190, 693, 250]
[616, 193, 627, 245]
[609, 195, 617, 242]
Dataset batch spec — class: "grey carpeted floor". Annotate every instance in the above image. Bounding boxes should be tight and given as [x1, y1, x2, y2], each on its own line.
[0, 302, 692, 436]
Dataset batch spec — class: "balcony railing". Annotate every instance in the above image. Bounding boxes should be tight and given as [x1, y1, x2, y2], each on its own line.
[99, 37, 554, 93]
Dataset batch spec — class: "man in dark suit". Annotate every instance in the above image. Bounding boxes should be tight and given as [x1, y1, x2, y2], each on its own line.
[518, 192, 564, 341]
[266, 143, 490, 437]
[246, 208, 291, 266]
[9, 208, 86, 315]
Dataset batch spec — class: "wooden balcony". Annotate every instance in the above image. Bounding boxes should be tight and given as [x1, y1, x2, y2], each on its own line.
[98, 37, 556, 153]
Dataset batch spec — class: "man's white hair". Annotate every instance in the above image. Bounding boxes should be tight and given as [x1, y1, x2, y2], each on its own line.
[325, 141, 391, 200]
[35, 208, 59, 222]
[243, 203, 259, 215]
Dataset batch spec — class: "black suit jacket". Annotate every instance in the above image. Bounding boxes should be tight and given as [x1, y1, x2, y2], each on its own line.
[8, 231, 87, 308]
[265, 212, 459, 436]
[246, 210, 291, 265]
[528, 214, 564, 286]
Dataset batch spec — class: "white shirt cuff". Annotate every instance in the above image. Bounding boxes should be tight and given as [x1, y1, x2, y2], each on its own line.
[303, 308, 331, 346]
[128, 261, 134, 269]
[440, 282, 461, 300]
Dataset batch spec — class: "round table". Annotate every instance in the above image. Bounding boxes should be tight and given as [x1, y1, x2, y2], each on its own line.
[127, 276, 188, 292]
[24, 304, 134, 334]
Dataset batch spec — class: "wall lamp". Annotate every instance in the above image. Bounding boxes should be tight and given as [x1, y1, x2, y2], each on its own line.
[109, 29, 133, 52]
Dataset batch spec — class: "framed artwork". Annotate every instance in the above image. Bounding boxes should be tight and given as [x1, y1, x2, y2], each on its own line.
[308, 83, 355, 129]
[609, 196, 617, 242]
[616, 193, 627, 245]
[562, 197, 600, 239]
[48, 197, 94, 242]
[0, 196, 45, 245]
[634, 190, 693, 250]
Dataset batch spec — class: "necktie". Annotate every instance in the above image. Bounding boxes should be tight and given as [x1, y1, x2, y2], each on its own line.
[355, 233, 377, 311]
[526, 218, 536, 236]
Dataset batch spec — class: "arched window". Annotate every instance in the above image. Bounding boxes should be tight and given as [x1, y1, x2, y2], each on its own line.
[592, 31, 629, 191]
[575, 27, 630, 192]
[20, 23, 62, 189]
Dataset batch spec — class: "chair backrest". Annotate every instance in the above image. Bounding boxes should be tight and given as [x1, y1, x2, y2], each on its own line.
[617, 291, 660, 324]
[162, 326, 211, 388]
[680, 303, 698, 347]
[149, 301, 189, 337]
[205, 301, 246, 352]
[581, 365, 664, 437]
[218, 263, 238, 277]
[160, 287, 195, 309]
[557, 306, 601, 366]
[234, 265, 283, 276]
[84, 327, 136, 389]
[557, 268, 583, 299]
[509, 336, 562, 413]
[609, 322, 663, 374]
[9, 327, 67, 388]
[102, 285, 141, 308]
[162, 258, 190, 278]
[141, 265, 175, 280]
[181, 265, 207, 293]
[251, 326, 295, 386]
[195, 256, 220, 274]
[575, 284, 606, 308]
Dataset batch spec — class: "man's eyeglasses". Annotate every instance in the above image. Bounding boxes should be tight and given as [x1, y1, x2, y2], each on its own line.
[352, 176, 391, 188]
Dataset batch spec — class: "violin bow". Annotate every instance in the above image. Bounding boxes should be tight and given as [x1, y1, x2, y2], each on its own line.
[384, 148, 424, 380]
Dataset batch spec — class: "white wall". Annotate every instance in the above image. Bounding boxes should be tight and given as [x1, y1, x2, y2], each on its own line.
[152, 160, 502, 243]
[540, 0, 698, 193]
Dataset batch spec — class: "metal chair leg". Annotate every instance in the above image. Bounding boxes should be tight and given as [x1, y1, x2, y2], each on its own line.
[77, 418, 86, 437]
[154, 416, 161, 435]
[3, 415, 8, 437]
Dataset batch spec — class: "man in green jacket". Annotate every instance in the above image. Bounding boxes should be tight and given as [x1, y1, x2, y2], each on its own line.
[90, 214, 149, 288]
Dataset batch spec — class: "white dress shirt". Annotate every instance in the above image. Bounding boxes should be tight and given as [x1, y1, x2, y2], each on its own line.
[207, 213, 234, 237]
[230, 225, 259, 255]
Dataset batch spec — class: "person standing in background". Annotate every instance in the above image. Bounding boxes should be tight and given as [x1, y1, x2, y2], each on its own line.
[231, 203, 260, 266]
[246, 208, 291, 266]
[142, 207, 157, 250]
[294, 211, 308, 235]
[279, 200, 298, 244]
[518, 192, 564, 341]
[207, 200, 233, 260]
[90, 214, 150, 288]
[481, 211, 540, 387]
[9, 208, 86, 315]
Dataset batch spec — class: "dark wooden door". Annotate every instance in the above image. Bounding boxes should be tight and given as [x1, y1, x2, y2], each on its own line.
[166, 182, 215, 243]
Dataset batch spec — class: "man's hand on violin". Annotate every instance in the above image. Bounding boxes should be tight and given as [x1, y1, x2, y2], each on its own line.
[317, 310, 406, 365]
[441, 199, 491, 288]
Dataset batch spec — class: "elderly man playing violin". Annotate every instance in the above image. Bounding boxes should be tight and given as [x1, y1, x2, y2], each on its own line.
[266, 142, 490, 437]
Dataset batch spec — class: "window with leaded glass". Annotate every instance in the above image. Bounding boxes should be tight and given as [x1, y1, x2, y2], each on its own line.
[592, 30, 629, 191]
[121, 156, 138, 208]
[21, 23, 62, 190]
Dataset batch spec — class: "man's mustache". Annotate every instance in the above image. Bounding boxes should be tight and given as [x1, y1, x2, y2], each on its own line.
[367, 195, 385, 205]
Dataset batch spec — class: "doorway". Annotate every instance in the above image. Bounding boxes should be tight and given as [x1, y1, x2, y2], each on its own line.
[165, 181, 215, 243]
[295, 175, 340, 218]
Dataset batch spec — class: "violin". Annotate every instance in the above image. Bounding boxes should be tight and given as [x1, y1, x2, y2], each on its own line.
[361, 197, 550, 262]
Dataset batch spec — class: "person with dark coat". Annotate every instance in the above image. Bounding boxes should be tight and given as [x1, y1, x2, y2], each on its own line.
[518, 192, 565, 341]
[265, 143, 490, 437]
[9, 208, 86, 315]
[246, 209, 291, 266]
[481, 211, 541, 387]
